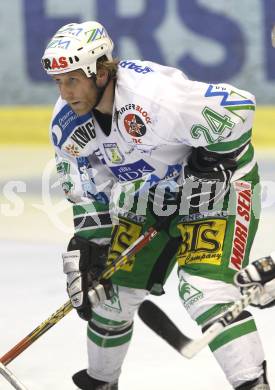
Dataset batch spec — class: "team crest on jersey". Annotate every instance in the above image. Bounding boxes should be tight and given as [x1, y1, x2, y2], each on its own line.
[103, 143, 125, 164]
[124, 114, 146, 137]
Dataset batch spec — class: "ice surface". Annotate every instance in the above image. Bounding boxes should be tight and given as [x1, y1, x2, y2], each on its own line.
[0, 150, 274, 389]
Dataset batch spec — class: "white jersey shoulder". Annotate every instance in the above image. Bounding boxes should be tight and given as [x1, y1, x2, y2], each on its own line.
[116, 60, 256, 152]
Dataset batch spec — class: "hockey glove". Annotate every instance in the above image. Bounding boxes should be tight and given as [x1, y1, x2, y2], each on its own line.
[62, 236, 114, 321]
[234, 253, 275, 309]
[182, 147, 237, 210]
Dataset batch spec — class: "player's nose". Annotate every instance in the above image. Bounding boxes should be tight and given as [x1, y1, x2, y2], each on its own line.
[60, 84, 74, 101]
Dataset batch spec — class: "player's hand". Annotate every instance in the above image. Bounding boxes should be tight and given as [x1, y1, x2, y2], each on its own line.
[177, 147, 238, 210]
[234, 253, 275, 309]
[62, 236, 114, 320]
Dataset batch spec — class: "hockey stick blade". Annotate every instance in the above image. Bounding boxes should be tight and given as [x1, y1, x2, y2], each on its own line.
[138, 285, 262, 359]
[138, 300, 193, 355]
[0, 362, 28, 390]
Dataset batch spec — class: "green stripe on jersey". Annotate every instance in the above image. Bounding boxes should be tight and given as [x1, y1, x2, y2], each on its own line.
[206, 129, 252, 152]
[225, 105, 255, 121]
[73, 202, 110, 216]
[225, 104, 255, 112]
[209, 319, 257, 352]
[236, 143, 254, 169]
[73, 202, 112, 239]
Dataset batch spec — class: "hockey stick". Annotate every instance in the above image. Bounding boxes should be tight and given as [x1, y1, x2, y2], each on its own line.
[0, 216, 168, 366]
[0, 362, 29, 390]
[138, 284, 262, 359]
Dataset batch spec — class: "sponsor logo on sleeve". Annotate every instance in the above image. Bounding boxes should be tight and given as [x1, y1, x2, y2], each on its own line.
[229, 181, 252, 271]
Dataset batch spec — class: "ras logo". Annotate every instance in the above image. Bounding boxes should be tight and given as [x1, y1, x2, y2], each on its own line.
[42, 56, 79, 71]
[124, 114, 146, 138]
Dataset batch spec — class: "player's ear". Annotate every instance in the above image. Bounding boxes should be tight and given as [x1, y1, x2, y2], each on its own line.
[95, 68, 109, 87]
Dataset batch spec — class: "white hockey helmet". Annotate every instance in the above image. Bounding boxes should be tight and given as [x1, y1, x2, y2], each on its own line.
[42, 21, 114, 77]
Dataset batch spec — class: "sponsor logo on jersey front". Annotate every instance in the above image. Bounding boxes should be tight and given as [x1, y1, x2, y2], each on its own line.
[118, 104, 152, 124]
[229, 181, 252, 271]
[64, 143, 80, 156]
[118, 104, 152, 143]
[58, 109, 78, 130]
[103, 143, 125, 164]
[124, 114, 146, 138]
[110, 159, 155, 182]
[177, 218, 227, 266]
[64, 119, 96, 156]
[70, 120, 96, 148]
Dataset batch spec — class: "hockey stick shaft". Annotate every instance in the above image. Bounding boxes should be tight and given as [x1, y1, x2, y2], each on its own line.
[0, 218, 166, 366]
[0, 300, 73, 366]
[0, 362, 29, 390]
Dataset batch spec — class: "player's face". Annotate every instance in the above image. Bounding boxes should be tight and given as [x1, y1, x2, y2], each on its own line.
[52, 70, 98, 116]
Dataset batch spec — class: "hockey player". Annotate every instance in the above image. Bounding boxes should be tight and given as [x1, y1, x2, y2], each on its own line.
[42, 21, 270, 389]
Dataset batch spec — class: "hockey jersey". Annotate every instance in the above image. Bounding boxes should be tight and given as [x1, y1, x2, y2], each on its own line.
[50, 60, 256, 236]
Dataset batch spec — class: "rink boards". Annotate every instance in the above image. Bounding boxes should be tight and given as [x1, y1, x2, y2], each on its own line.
[0, 106, 275, 148]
